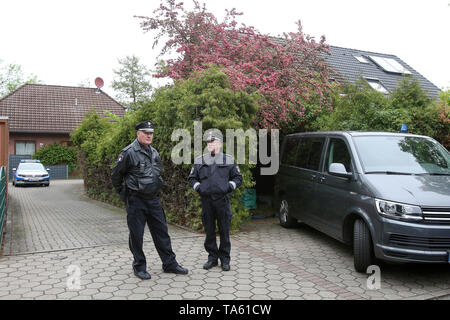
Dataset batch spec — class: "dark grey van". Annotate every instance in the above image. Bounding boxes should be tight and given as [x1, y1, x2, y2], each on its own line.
[274, 131, 450, 272]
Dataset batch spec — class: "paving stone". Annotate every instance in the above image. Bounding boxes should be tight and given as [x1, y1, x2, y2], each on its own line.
[162, 294, 183, 299]
[318, 291, 338, 299]
[72, 295, 93, 300]
[251, 282, 268, 288]
[0, 294, 22, 300]
[187, 279, 205, 286]
[169, 281, 187, 288]
[99, 286, 119, 293]
[284, 283, 300, 290]
[218, 287, 236, 294]
[147, 290, 169, 298]
[22, 291, 44, 299]
[300, 287, 319, 294]
[43, 287, 65, 296]
[0, 291, 10, 297]
[182, 292, 202, 299]
[303, 293, 322, 300]
[185, 286, 203, 293]
[268, 291, 287, 299]
[251, 294, 271, 300]
[234, 290, 253, 298]
[132, 287, 151, 294]
[251, 288, 269, 295]
[118, 283, 138, 290]
[204, 277, 221, 283]
[113, 289, 133, 297]
[35, 294, 57, 300]
[127, 293, 148, 300]
[217, 293, 237, 299]
[166, 287, 186, 295]
[33, 284, 53, 292]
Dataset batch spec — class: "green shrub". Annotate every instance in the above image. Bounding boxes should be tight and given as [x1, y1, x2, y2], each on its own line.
[391, 76, 431, 109]
[316, 78, 448, 149]
[315, 78, 393, 132]
[434, 89, 450, 149]
[32, 143, 78, 167]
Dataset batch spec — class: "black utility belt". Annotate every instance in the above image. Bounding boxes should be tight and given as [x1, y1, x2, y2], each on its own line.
[202, 194, 229, 200]
[128, 190, 158, 199]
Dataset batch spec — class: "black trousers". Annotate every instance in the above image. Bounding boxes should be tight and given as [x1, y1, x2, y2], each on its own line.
[201, 196, 232, 264]
[126, 194, 177, 272]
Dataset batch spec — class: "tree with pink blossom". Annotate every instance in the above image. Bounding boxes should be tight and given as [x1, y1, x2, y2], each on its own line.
[136, 0, 336, 131]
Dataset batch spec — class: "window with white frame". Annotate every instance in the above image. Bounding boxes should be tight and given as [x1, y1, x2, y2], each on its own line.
[366, 79, 389, 94]
[16, 141, 35, 155]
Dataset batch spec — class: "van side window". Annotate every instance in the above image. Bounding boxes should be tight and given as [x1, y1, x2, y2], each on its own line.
[326, 138, 352, 173]
[295, 137, 325, 171]
[281, 136, 299, 166]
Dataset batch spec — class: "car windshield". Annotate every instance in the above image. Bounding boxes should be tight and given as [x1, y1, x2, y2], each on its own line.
[18, 163, 45, 171]
[353, 136, 450, 175]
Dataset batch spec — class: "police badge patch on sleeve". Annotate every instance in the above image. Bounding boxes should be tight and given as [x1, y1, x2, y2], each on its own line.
[190, 167, 194, 175]
[117, 155, 123, 162]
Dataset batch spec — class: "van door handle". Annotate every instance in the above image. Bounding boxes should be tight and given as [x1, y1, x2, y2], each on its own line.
[319, 176, 326, 183]
[310, 175, 317, 181]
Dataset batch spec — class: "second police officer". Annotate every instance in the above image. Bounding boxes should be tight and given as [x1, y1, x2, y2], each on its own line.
[189, 133, 242, 271]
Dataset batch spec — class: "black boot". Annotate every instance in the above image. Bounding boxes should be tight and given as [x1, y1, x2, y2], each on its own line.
[203, 260, 218, 270]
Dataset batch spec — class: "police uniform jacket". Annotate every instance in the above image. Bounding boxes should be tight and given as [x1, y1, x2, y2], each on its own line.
[188, 153, 242, 200]
[111, 139, 163, 196]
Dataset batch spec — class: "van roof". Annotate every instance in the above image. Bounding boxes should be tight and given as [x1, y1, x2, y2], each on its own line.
[286, 131, 430, 139]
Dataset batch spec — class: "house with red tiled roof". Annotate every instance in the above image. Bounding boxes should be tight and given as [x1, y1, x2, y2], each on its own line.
[0, 84, 125, 156]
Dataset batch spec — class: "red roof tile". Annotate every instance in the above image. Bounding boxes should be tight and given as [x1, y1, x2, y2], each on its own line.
[0, 84, 125, 133]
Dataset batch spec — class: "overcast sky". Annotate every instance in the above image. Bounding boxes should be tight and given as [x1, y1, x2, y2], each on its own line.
[1, 0, 448, 98]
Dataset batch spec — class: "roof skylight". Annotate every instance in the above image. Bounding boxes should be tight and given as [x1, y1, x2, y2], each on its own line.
[366, 79, 389, 94]
[354, 56, 370, 64]
[369, 56, 412, 74]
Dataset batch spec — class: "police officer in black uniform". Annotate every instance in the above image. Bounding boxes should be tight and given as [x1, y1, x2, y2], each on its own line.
[111, 120, 188, 280]
[188, 133, 242, 271]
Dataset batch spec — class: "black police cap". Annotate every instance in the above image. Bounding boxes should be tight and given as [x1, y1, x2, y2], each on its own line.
[206, 133, 222, 142]
[135, 120, 154, 132]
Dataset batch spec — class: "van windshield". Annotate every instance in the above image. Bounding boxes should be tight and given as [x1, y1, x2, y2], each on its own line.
[353, 136, 450, 175]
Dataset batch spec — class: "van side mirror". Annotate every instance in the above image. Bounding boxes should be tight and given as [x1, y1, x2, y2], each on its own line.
[329, 163, 353, 179]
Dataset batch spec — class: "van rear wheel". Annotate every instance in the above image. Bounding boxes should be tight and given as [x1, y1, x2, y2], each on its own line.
[353, 219, 374, 273]
[279, 198, 297, 228]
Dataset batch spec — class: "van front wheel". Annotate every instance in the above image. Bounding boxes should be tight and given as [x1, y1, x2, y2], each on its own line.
[353, 219, 374, 273]
[279, 199, 297, 228]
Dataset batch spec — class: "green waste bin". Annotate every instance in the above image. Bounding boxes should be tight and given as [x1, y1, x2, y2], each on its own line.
[242, 189, 257, 210]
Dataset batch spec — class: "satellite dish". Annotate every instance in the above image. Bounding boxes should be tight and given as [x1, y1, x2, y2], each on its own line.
[95, 77, 104, 88]
[94, 77, 104, 93]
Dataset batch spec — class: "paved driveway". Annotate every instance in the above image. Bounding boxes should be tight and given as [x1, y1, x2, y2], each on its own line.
[1, 179, 450, 300]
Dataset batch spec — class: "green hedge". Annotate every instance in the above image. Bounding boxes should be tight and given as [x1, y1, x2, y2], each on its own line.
[32, 143, 78, 170]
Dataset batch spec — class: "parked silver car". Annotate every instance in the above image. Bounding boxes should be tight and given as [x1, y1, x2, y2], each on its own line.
[12, 160, 50, 187]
